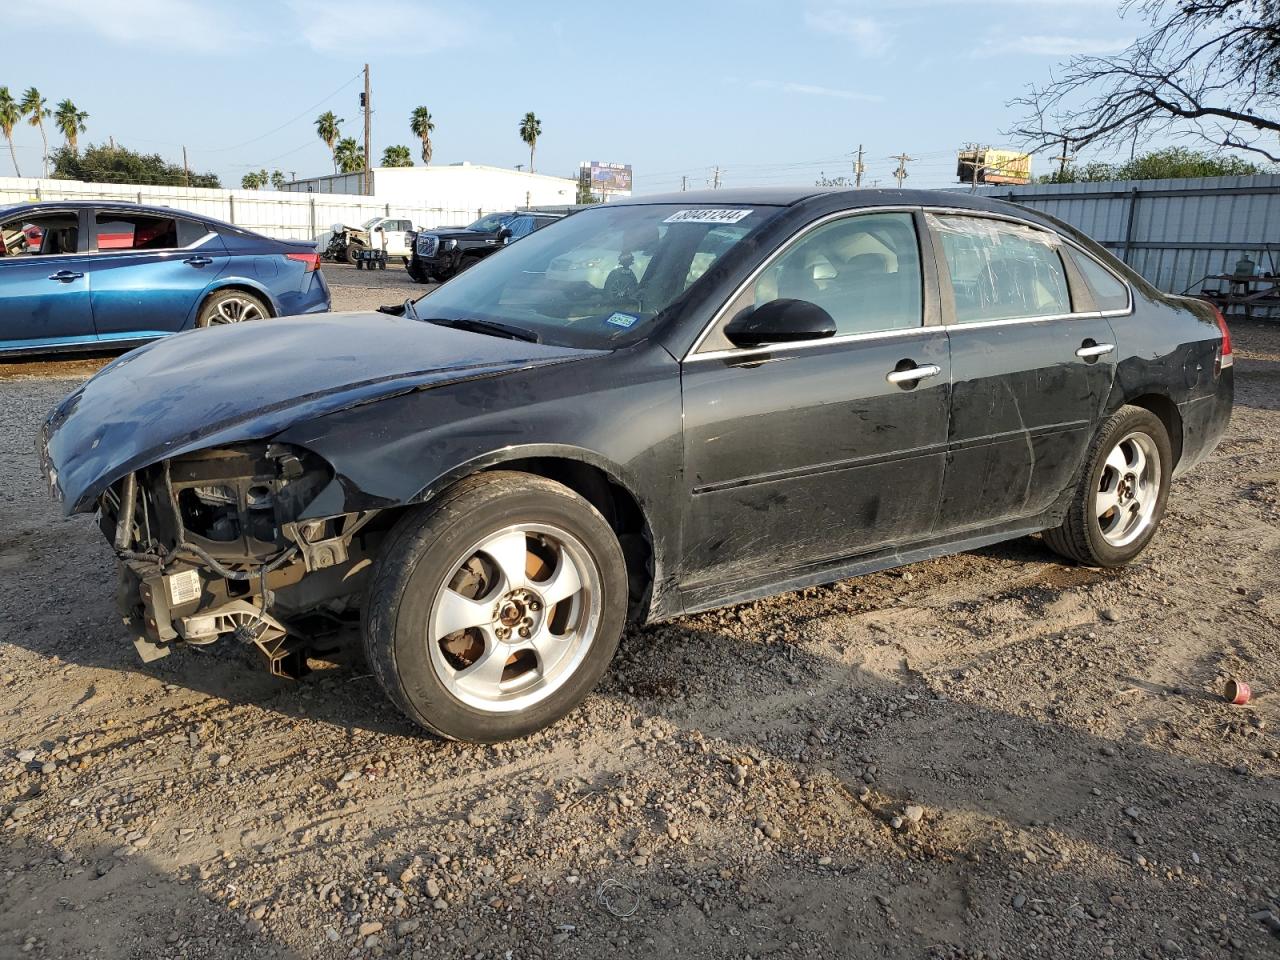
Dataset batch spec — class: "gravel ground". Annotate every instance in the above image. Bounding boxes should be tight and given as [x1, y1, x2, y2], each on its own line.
[0, 271, 1277, 959]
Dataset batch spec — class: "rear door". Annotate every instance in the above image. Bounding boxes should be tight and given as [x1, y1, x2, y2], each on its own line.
[87, 211, 229, 339]
[375, 218, 412, 256]
[0, 208, 96, 349]
[928, 212, 1118, 533]
[680, 210, 951, 590]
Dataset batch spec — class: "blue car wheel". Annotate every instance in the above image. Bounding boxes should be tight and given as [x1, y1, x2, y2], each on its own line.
[196, 290, 270, 328]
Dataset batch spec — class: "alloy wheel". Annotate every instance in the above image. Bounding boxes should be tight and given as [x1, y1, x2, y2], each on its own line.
[1096, 431, 1162, 548]
[209, 296, 265, 324]
[427, 523, 601, 713]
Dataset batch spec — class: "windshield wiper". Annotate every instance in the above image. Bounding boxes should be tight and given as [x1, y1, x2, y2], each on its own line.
[425, 316, 541, 343]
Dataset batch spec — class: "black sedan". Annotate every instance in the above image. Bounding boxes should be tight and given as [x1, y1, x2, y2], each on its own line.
[40, 188, 1233, 742]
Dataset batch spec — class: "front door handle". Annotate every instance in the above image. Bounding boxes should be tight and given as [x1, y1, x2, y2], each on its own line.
[184, 256, 214, 267]
[47, 270, 84, 282]
[1076, 341, 1116, 359]
[886, 363, 941, 385]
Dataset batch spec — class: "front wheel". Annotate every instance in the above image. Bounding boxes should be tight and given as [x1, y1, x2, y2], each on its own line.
[1042, 405, 1173, 567]
[362, 472, 628, 741]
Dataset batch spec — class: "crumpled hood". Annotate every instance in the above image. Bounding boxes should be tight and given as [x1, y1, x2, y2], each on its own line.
[39, 312, 596, 514]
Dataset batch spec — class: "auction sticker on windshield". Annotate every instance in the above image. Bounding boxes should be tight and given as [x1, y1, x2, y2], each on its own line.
[606, 312, 639, 328]
[663, 209, 754, 224]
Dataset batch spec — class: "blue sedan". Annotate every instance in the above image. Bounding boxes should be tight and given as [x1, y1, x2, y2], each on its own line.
[0, 201, 331, 356]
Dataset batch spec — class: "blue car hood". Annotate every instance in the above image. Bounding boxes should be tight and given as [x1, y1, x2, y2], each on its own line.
[40, 312, 596, 514]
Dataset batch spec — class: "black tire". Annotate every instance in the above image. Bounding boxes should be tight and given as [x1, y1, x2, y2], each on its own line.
[1042, 405, 1173, 567]
[195, 289, 270, 328]
[342, 243, 360, 265]
[407, 263, 431, 283]
[362, 471, 628, 742]
[455, 255, 480, 275]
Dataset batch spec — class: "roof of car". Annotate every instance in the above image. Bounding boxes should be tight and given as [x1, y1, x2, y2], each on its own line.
[610, 186, 1025, 216]
[2, 199, 225, 223]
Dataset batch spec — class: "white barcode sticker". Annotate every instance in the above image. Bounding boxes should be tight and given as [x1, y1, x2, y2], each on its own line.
[166, 569, 201, 606]
[663, 208, 754, 224]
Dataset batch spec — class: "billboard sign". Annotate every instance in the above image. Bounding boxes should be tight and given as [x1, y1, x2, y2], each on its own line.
[581, 161, 633, 198]
[957, 148, 1032, 185]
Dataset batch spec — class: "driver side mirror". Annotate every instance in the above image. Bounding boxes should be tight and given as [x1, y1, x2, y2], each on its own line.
[723, 298, 837, 348]
[497, 227, 513, 244]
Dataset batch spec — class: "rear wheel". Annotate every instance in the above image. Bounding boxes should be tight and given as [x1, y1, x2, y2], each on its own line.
[1042, 405, 1172, 566]
[196, 290, 269, 327]
[342, 243, 361, 265]
[362, 472, 628, 741]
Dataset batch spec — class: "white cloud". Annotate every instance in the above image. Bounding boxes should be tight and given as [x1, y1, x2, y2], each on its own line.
[4, 0, 256, 52]
[977, 33, 1133, 57]
[287, 0, 471, 54]
[803, 8, 890, 57]
[752, 80, 883, 103]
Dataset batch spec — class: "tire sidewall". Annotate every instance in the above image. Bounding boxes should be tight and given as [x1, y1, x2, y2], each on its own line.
[1079, 408, 1173, 565]
[372, 482, 627, 742]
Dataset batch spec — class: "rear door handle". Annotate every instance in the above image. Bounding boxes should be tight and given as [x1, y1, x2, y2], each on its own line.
[886, 363, 941, 385]
[47, 270, 83, 282]
[183, 256, 214, 267]
[1076, 342, 1115, 359]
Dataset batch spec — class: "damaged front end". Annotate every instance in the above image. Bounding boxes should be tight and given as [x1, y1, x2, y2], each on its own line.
[103, 443, 381, 677]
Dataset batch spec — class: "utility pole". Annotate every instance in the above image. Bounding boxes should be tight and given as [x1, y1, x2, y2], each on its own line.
[681, 175, 687, 192]
[1054, 136, 1072, 179]
[362, 63, 372, 196]
[711, 166, 722, 189]
[182, 145, 190, 188]
[892, 153, 912, 188]
[854, 144, 865, 188]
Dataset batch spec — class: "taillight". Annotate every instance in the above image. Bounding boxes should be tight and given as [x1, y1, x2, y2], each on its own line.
[285, 252, 320, 272]
[1211, 304, 1232, 373]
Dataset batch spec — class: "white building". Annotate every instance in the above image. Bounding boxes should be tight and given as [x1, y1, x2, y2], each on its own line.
[281, 162, 577, 215]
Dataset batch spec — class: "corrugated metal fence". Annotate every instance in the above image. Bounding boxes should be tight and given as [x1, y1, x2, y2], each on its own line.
[0, 177, 481, 242]
[975, 174, 1280, 301]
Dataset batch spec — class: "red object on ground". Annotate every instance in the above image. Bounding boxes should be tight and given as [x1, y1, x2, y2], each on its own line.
[1224, 679, 1252, 705]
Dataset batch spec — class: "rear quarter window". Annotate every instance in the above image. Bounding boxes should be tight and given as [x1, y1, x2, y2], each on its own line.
[1067, 248, 1130, 311]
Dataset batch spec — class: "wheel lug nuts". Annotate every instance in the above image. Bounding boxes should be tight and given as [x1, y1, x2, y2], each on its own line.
[528, 600, 540, 611]
[518, 627, 531, 639]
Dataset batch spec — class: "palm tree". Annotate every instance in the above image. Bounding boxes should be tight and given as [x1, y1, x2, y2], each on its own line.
[381, 144, 413, 167]
[241, 171, 263, 190]
[519, 112, 541, 174]
[20, 88, 50, 177]
[54, 99, 88, 154]
[0, 88, 21, 177]
[409, 106, 434, 165]
[315, 111, 343, 173]
[334, 137, 364, 174]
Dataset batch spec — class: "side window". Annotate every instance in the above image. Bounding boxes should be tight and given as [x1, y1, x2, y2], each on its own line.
[931, 214, 1071, 323]
[95, 213, 180, 252]
[0, 212, 79, 257]
[743, 212, 923, 336]
[685, 224, 750, 289]
[176, 218, 211, 247]
[1067, 247, 1130, 311]
[507, 216, 535, 240]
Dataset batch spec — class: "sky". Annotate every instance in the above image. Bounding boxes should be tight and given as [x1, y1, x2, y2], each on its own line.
[0, 0, 1144, 193]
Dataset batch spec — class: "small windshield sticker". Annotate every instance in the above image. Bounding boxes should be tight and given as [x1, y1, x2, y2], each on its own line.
[606, 312, 639, 328]
[663, 208, 754, 225]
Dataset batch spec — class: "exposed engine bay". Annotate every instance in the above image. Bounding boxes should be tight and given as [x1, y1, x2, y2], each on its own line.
[102, 443, 386, 678]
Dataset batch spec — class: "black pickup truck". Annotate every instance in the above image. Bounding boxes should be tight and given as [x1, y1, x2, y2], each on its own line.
[406, 210, 564, 282]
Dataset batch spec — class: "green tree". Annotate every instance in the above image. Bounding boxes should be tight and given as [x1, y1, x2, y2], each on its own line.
[54, 99, 88, 153]
[0, 87, 20, 177]
[519, 112, 541, 174]
[315, 111, 343, 173]
[52, 142, 220, 187]
[241, 171, 263, 190]
[20, 88, 50, 177]
[334, 137, 364, 174]
[410, 106, 434, 165]
[1040, 147, 1268, 183]
[815, 171, 852, 187]
[271, 169, 287, 189]
[381, 144, 413, 167]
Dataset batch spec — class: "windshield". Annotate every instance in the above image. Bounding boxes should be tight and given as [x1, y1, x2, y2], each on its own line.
[467, 212, 514, 233]
[414, 203, 779, 347]
[360, 217, 382, 230]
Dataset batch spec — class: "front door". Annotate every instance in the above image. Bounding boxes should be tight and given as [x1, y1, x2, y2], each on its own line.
[680, 210, 951, 592]
[927, 212, 1118, 533]
[0, 208, 96, 350]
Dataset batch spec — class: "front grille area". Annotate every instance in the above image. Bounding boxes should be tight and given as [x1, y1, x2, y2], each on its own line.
[416, 234, 439, 257]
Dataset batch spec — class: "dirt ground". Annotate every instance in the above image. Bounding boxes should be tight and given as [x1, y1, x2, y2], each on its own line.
[1, 265, 1277, 959]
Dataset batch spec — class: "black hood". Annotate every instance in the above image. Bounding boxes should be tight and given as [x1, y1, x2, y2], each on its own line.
[423, 227, 495, 241]
[39, 312, 597, 514]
